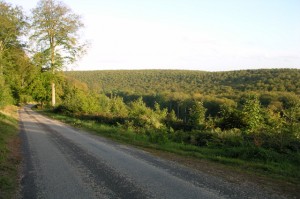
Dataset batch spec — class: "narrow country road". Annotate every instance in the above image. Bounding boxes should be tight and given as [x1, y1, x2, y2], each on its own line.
[19, 105, 284, 199]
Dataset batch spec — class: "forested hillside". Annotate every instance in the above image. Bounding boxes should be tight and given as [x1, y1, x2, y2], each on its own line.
[65, 69, 300, 120]
[65, 69, 300, 95]
[61, 69, 300, 182]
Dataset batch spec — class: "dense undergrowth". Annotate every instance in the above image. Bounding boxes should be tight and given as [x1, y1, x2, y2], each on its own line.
[0, 107, 20, 199]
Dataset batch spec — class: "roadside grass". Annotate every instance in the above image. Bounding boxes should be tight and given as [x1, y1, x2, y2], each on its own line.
[0, 106, 20, 199]
[40, 110, 300, 184]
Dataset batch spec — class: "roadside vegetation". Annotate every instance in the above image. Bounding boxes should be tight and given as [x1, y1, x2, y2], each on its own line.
[0, 106, 20, 199]
[59, 69, 300, 183]
[0, 0, 85, 198]
[39, 85, 300, 183]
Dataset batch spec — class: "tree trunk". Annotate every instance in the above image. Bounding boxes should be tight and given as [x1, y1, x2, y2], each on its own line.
[0, 41, 4, 86]
[50, 38, 55, 107]
[177, 103, 180, 118]
[52, 82, 56, 106]
[184, 107, 187, 123]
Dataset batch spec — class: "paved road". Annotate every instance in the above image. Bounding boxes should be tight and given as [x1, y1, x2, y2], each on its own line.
[19, 106, 284, 199]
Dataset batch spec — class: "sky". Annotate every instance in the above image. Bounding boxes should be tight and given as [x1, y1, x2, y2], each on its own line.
[8, 0, 300, 71]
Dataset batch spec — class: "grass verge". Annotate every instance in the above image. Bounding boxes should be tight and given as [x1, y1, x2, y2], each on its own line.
[0, 106, 20, 199]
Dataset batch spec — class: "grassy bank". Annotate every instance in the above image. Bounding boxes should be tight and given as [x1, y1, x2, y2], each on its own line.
[40, 110, 300, 184]
[0, 106, 20, 199]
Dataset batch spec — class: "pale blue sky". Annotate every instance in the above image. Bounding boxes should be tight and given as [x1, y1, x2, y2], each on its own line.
[9, 0, 300, 71]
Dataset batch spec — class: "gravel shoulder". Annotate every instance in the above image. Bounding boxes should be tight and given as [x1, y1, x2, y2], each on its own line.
[19, 105, 293, 199]
[143, 148, 300, 199]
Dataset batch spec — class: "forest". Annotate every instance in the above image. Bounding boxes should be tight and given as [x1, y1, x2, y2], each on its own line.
[66, 69, 300, 95]
[63, 69, 300, 149]
[0, 0, 300, 185]
[58, 69, 300, 181]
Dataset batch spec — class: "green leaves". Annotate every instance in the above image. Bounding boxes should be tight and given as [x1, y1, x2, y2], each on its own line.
[0, 1, 33, 105]
[241, 95, 264, 133]
[188, 100, 206, 127]
[28, 72, 51, 105]
[30, 0, 87, 71]
[0, 1, 27, 48]
[30, 0, 88, 106]
[129, 97, 167, 130]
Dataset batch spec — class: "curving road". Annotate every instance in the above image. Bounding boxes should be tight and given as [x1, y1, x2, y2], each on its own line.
[19, 105, 284, 199]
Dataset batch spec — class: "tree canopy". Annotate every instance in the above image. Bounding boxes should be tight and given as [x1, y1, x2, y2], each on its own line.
[0, 1, 33, 107]
[30, 0, 87, 106]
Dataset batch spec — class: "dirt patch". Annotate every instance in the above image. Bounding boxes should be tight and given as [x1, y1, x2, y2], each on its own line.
[7, 136, 22, 166]
[143, 148, 300, 199]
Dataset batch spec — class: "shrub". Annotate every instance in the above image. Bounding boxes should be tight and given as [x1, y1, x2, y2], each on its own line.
[146, 129, 169, 144]
[190, 130, 214, 147]
[169, 130, 190, 144]
[128, 98, 166, 130]
[213, 128, 244, 147]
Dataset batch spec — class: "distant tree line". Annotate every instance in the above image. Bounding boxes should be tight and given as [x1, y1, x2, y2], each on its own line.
[65, 69, 300, 95]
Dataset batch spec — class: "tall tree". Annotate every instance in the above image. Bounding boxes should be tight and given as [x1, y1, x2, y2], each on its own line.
[241, 95, 264, 133]
[30, 0, 86, 106]
[188, 100, 207, 127]
[0, 1, 26, 66]
[0, 1, 28, 106]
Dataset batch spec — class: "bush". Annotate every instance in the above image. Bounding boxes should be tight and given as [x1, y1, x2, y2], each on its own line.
[212, 128, 244, 147]
[146, 129, 169, 144]
[0, 85, 13, 108]
[128, 98, 166, 130]
[190, 130, 214, 146]
[169, 130, 190, 144]
[53, 104, 72, 114]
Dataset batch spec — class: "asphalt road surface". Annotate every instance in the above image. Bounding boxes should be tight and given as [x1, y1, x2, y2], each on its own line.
[19, 105, 284, 199]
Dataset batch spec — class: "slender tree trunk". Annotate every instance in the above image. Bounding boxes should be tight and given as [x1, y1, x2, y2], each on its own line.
[0, 41, 4, 86]
[50, 37, 56, 107]
[177, 103, 180, 118]
[52, 82, 55, 106]
[184, 107, 187, 123]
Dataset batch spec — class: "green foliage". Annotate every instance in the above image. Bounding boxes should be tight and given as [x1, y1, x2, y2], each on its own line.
[60, 69, 300, 156]
[282, 101, 300, 145]
[60, 88, 101, 114]
[218, 104, 243, 130]
[110, 95, 128, 117]
[30, 0, 87, 106]
[65, 69, 300, 96]
[30, 0, 86, 70]
[241, 95, 264, 134]
[146, 129, 169, 144]
[0, 1, 34, 106]
[0, 84, 13, 108]
[128, 97, 167, 130]
[188, 100, 206, 128]
[65, 69, 300, 123]
[165, 109, 181, 127]
[0, 1, 27, 48]
[28, 72, 51, 106]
